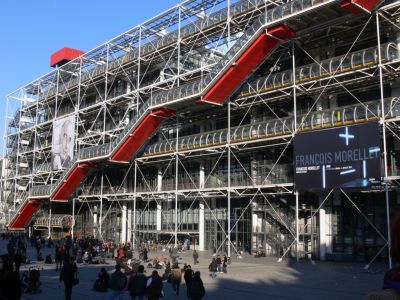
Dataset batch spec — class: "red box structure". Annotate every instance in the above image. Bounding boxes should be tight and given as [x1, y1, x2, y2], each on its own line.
[50, 47, 85, 68]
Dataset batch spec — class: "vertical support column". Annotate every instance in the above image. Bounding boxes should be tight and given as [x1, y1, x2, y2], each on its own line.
[174, 116, 179, 247]
[71, 198, 75, 239]
[376, 12, 392, 269]
[157, 168, 163, 192]
[121, 204, 127, 243]
[99, 171, 103, 240]
[200, 163, 205, 189]
[227, 101, 231, 257]
[48, 205, 52, 239]
[319, 196, 327, 261]
[103, 44, 110, 144]
[133, 160, 138, 248]
[157, 204, 162, 231]
[199, 202, 205, 251]
[93, 205, 98, 237]
[127, 203, 132, 243]
[295, 192, 299, 262]
[292, 41, 300, 262]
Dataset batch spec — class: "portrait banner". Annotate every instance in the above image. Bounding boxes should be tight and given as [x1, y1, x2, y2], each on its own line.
[51, 115, 75, 170]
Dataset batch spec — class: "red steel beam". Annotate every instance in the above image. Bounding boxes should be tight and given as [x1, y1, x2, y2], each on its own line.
[8, 199, 44, 230]
[51, 162, 97, 201]
[198, 24, 296, 105]
[340, 0, 380, 14]
[111, 108, 176, 162]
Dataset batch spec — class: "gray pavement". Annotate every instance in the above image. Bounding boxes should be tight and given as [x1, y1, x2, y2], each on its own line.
[0, 239, 387, 300]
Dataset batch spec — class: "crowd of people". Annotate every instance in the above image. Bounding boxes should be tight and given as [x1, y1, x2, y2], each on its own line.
[0, 233, 209, 300]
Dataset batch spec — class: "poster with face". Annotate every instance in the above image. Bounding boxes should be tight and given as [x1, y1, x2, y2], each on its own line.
[52, 115, 75, 170]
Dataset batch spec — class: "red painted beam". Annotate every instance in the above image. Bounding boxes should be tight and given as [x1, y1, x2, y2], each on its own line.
[111, 108, 176, 162]
[340, 0, 380, 14]
[198, 25, 296, 105]
[8, 199, 43, 230]
[52, 162, 97, 201]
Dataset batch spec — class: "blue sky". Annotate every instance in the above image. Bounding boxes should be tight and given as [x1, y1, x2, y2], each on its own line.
[0, 0, 180, 155]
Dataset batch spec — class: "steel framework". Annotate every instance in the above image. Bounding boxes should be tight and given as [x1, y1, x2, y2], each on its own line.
[3, 0, 400, 266]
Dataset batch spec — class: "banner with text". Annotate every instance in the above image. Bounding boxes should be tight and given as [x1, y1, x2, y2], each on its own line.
[294, 122, 381, 190]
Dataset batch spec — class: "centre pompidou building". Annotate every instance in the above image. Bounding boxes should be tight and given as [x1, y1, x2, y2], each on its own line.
[3, 0, 400, 266]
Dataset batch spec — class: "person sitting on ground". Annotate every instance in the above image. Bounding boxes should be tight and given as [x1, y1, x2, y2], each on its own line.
[188, 271, 205, 300]
[364, 213, 400, 300]
[108, 264, 127, 300]
[128, 265, 147, 300]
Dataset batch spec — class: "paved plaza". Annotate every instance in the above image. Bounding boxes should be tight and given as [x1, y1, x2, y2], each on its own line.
[0, 240, 388, 300]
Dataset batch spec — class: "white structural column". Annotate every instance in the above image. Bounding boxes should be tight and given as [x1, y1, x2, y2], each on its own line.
[157, 204, 162, 231]
[319, 196, 327, 261]
[199, 202, 205, 251]
[93, 205, 98, 237]
[376, 12, 392, 269]
[200, 163, 205, 189]
[121, 204, 127, 243]
[157, 168, 163, 192]
[133, 161, 138, 248]
[157, 167, 162, 232]
[71, 198, 75, 239]
[48, 206, 52, 238]
[127, 203, 132, 243]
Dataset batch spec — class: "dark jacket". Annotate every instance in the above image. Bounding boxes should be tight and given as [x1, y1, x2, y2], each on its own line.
[146, 275, 163, 298]
[108, 270, 127, 291]
[0, 270, 22, 300]
[184, 268, 194, 284]
[188, 276, 205, 300]
[60, 262, 77, 285]
[128, 272, 147, 296]
[209, 260, 218, 272]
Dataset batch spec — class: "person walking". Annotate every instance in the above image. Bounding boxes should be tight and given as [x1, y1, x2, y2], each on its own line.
[108, 264, 127, 300]
[193, 250, 199, 265]
[14, 249, 22, 274]
[143, 248, 148, 262]
[216, 255, 222, 273]
[145, 270, 163, 300]
[170, 262, 182, 296]
[128, 265, 147, 300]
[208, 258, 218, 279]
[184, 265, 194, 297]
[188, 271, 205, 300]
[59, 256, 78, 300]
[55, 245, 62, 271]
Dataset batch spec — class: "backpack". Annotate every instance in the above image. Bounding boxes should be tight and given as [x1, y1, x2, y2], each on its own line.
[109, 271, 127, 291]
[172, 269, 181, 281]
